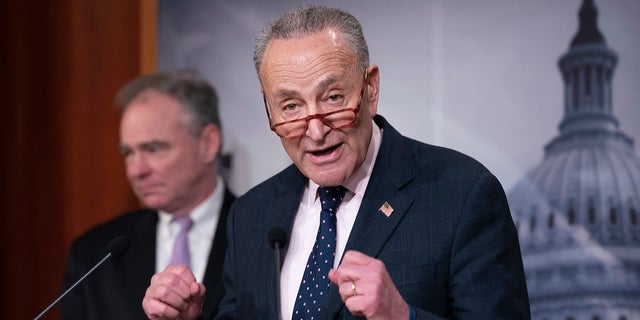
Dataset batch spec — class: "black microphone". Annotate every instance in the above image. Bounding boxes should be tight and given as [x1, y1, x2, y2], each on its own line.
[33, 235, 131, 320]
[268, 227, 288, 320]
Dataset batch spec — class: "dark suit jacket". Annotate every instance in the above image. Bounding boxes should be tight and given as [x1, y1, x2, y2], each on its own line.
[215, 116, 530, 319]
[60, 187, 236, 320]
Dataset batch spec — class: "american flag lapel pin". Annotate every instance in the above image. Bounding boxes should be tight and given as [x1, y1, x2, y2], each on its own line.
[379, 201, 394, 217]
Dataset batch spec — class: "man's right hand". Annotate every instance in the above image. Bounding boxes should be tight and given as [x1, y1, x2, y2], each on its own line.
[142, 264, 206, 320]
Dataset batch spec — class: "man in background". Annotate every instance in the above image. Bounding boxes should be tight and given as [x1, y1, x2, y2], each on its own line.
[61, 70, 235, 319]
[143, 6, 530, 319]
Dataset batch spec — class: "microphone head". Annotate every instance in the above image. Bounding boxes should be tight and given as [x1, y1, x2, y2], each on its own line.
[107, 236, 131, 258]
[268, 227, 288, 249]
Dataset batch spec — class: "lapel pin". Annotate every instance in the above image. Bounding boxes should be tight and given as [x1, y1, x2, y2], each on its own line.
[379, 201, 394, 217]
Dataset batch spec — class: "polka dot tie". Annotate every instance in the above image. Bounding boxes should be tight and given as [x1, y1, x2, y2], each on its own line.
[292, 186, 346, 320]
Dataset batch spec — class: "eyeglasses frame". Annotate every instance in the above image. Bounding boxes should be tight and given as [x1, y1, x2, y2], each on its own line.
[262, 69, 369, 139]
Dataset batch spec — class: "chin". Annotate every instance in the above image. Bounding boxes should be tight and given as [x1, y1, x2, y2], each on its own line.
[307, 171, 349, 187]
[142, 198, 169, 210]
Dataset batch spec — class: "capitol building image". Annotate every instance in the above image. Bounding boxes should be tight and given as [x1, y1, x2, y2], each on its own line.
[507, 0, 640, 319]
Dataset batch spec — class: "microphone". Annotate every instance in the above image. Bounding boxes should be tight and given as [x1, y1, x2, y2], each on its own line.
[268, 227, 288, 320]
[33, 235, 131, 320]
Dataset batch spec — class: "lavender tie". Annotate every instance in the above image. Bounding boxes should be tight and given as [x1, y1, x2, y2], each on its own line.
[170, 216, 193, 268]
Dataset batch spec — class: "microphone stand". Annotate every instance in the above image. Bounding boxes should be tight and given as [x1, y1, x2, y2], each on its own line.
[34, 253, 112, 320]
[274, 242, 283, 320]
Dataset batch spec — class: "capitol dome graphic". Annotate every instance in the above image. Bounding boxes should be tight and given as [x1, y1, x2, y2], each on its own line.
[507, 0, 640, 319]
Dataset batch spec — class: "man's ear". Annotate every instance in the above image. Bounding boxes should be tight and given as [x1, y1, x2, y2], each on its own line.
[199, 124, 221, 163]
[365, 65, 380, 116]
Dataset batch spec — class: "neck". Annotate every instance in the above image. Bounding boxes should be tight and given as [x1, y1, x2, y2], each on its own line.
[169, 171, 218, 217]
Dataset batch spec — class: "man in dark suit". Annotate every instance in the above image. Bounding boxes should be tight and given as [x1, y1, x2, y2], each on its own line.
[61, 70, 235, 320]
[143, 6, 530, 319]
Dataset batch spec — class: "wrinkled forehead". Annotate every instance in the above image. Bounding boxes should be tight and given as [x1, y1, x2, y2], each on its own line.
[259, 30, 360, 91]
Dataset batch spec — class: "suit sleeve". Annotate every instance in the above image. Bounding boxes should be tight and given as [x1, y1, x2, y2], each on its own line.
[416, 173, 531, 319]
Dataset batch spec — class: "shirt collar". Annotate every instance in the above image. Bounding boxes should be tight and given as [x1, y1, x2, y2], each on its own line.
[158, 175, 225, 234]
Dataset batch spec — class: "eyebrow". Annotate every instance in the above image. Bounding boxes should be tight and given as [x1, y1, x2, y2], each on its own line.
[139, 140, 169, 148]
[272, 75, 341, 99]
[316, 75, 339, 91]
[118, 140, 169, 153]
[273, 89, 299, 99]
[118, 144, 130, 154]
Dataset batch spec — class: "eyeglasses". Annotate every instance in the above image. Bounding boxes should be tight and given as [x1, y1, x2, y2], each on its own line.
[263, 72, 368, 139]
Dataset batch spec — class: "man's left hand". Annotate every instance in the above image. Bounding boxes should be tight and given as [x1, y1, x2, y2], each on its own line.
[328, 250, 410, 319]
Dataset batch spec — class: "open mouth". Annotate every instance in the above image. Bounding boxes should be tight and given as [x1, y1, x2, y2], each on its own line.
[311, 144, 339, 156]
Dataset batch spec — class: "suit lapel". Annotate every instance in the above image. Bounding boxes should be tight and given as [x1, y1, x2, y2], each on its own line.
[122, 210, 158, 317]
[201, 187, 236, 319]
[325, 116, 415, 319]
[266, 166, 309, 259]
[261, 167, 308, 317]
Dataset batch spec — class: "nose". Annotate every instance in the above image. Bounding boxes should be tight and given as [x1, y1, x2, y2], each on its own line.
[305, 117, 331, 141]
[126, 153, 151, 180]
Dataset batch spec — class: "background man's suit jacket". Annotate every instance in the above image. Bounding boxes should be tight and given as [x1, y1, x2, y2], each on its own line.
[215, 116, 530, 319]
[61, 188, 235, 320]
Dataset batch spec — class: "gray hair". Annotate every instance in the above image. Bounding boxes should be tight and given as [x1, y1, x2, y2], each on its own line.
[115, 70, 222, 137]
[253, 5, 369, 74]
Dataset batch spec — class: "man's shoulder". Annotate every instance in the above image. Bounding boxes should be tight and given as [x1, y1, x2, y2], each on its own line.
[377, 115, 490, 177]
[240, 164, 304, 199]
[384, 130, 492, 180]
[69, 208, 156, 255]
[418, 141, 487, 171]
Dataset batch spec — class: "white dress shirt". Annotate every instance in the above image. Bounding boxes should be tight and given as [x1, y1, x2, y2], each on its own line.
[280, 121, 383, 320]
[156, 176, 225, 282]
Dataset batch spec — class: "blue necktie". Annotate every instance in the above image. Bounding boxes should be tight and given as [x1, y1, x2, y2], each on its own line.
[292, 186, 346, 320]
